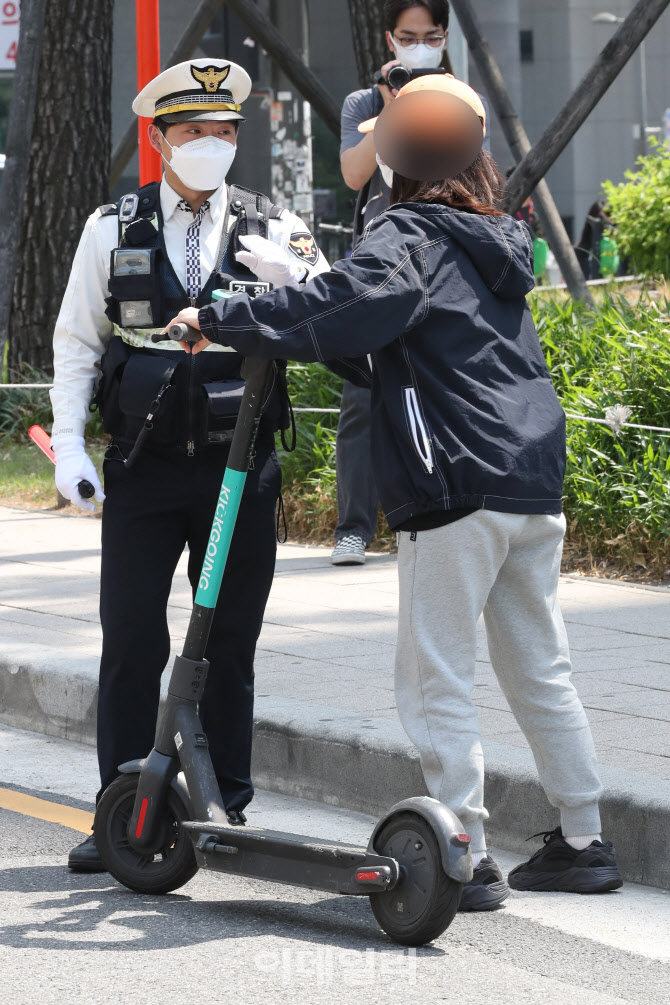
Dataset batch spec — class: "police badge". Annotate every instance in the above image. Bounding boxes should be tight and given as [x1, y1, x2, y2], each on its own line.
[289, 233, 318, 266]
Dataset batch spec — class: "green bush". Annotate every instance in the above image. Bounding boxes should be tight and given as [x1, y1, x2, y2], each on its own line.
[0, 365, 56, 438]
[535, 292, 670, 572]
[0, 364, 104, 441]
[278, 361, 342, 488]
[282, 294, 670, 571]
[602, 141, 670, 276]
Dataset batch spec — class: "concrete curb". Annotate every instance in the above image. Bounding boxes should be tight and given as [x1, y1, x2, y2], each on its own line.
[2, 656, 669, 890]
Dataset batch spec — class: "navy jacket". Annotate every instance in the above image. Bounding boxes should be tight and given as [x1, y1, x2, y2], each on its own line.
[199, 203, 566, 529]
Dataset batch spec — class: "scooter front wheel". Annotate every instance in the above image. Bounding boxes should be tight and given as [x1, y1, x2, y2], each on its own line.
[369, 811, 462, 946]
[95, 773, 198, 895]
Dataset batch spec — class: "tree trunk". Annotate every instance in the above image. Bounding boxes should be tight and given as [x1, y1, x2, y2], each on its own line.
[346, 0, 387, 89]
[0, 0, 47, 371]
[8, 0, 114, 375]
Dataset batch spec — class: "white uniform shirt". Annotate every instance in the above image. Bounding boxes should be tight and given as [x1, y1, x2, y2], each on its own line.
[51, 177, 328, 443]
[161, 176, 227, 294]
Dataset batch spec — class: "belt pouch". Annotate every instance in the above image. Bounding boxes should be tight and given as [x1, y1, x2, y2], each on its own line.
[94, 336, 131, 435]
[201, 379, 246, 445]
[118, 354, 178, 446]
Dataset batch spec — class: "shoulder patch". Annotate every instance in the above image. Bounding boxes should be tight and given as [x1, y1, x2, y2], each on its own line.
[288, 233, 318, 266]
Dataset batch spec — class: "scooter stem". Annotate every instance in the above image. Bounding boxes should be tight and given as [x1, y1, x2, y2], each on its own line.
[129, 352, 275, 845]
[183, 355, 273, 661]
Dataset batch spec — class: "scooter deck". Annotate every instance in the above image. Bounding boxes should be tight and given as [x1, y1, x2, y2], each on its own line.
[182, 819, 399, 896]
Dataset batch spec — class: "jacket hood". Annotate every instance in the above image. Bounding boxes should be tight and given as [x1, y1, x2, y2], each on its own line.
[400, 204, 536, 300]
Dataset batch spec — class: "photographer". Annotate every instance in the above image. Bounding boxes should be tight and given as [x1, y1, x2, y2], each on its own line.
[332, 0, 451, 565]
[170, 73, 622, 911]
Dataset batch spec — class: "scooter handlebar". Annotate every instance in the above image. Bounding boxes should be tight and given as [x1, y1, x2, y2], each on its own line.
[152, 323, 203, 345]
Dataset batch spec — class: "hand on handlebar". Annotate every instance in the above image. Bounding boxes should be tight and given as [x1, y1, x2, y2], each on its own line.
[161, 307, 212, 354]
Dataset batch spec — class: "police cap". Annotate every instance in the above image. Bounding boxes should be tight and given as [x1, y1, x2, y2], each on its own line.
[133, 58, 252, 124]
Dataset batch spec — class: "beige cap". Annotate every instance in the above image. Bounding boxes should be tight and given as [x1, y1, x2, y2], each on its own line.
[358, 73, 487, 137]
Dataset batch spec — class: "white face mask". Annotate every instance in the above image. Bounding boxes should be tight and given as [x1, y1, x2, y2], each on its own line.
[393, 39, 445, 71]
[376, 153, 394, 188]
[164, 134, 236, 191]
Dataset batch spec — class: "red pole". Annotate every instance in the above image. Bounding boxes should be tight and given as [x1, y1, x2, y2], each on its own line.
[136, 0, 162, 186]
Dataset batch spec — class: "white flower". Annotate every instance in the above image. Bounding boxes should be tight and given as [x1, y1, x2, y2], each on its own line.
[604, 404, 633, 435]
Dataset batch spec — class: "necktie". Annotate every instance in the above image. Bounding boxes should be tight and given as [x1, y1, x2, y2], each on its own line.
[180, 200, 210, 301]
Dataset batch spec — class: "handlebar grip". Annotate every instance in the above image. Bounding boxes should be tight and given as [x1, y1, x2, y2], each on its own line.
[151, 323, 202, 344]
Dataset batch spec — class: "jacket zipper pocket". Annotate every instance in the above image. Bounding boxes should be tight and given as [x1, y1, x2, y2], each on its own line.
[403, 385, 434, 474]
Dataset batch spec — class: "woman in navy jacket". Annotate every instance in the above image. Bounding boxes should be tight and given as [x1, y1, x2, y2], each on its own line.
[169, 76, 622, 910]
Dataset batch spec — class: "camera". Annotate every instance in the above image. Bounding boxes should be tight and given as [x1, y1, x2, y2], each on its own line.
[386, 65, 446, 90]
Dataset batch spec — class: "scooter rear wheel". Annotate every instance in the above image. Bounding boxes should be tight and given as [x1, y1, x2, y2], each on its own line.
[369, 811, 462, 946]
[95, 773, 198, 895]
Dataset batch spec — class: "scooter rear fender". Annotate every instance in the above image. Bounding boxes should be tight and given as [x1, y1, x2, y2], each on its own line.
[368, 796, 473, 884]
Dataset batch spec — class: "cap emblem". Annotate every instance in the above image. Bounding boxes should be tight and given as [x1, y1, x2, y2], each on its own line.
[191, 64, 231, 93]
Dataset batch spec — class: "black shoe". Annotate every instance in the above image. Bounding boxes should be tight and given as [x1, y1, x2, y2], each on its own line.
[459, 855, 510, 911]
[68, 833, 107, 873]
[226, 809, 247, 826]
[508, 827, 623, 893]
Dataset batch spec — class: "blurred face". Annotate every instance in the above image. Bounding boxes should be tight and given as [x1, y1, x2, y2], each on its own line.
[386, 5, 447, 54]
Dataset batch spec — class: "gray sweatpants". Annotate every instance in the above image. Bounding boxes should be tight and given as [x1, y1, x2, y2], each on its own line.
[395, 510, 603, 853]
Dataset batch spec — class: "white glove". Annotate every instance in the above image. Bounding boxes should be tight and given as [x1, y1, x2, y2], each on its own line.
[235, 234, 307, 289]
[52, 435, 105, 512]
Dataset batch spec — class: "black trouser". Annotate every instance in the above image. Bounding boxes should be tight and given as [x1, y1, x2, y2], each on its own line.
[335, 381, 379, 546]
[97, 435, 281, 809]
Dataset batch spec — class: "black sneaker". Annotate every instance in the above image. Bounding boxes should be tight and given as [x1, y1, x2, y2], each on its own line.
[68, 833, 106, 873]
[226, 809, 247, 826]
[508, 828, 623, 893]
[459, 855, 510, 911]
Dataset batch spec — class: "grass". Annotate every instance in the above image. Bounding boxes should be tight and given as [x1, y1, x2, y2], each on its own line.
[0, 437, 107, 514]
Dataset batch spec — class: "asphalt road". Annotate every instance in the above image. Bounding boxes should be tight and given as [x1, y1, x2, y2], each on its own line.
[1, 725, 669, 1005]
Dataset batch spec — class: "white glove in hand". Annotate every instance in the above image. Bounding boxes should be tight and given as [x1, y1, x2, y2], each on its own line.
[52, 435, 105, 512]
[235, 234, 307, 289]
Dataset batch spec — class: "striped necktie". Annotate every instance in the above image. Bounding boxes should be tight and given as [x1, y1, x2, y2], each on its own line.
[179, 199, 210, 301]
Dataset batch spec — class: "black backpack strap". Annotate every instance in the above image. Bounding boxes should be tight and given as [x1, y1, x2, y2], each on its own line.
[133, 180, 161, 216]
[224, 183, 282, 274]
[115, 181, 161, 244]
[244, 201, 261, 237]
[217, 187, 298, 448]
[227, 183, 276, 239]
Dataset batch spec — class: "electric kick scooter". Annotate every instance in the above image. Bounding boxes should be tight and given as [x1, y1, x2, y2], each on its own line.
[94, 304, 473, 947]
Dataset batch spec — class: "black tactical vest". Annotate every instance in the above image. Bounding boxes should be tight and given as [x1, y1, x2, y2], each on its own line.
[94, 182, 290, 458]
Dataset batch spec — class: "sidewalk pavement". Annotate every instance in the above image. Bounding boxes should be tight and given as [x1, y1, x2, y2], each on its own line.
[1, 504, 669, 888]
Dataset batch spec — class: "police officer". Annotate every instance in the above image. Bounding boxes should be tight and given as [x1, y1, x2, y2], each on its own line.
[51, 59, 329, 871]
